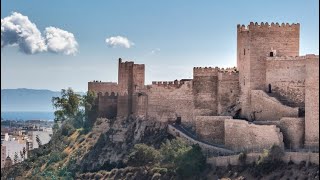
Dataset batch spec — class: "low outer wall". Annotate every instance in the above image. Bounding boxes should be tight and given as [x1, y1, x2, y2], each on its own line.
[195, 116, 232, 144]
[250, 90, 299, 121]
[167, 125, 234, 155]
[207, 152, 319, 167]
[279, 117, 305, 150]
[224, 119, 284, 152]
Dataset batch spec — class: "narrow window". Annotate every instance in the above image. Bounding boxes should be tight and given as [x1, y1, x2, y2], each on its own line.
[270, 52, 274, 57]
[244, 49, 245, 55]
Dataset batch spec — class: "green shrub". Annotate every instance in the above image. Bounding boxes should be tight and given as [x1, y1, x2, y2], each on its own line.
[238, 152, 247, 165]
[151, 167, 168, 174]
[47, 152, 67, 165]
[61, 123, 75, 136]
[175, 144, 206, 178]
[127, 144, 161, 167]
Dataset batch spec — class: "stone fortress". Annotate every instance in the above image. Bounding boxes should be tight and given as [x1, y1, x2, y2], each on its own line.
[88, 22, 319, 153]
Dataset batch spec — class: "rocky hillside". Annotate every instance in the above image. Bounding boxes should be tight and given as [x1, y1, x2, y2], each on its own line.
[1, 116, 170, 179]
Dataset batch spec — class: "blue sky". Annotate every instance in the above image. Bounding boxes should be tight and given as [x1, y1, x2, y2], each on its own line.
[1, 0, 319, 92]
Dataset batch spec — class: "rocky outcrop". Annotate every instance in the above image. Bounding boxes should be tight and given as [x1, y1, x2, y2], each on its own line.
[78, 116, 169, 173]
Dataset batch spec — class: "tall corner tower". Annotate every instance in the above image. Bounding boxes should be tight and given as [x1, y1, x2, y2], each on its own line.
[237, 22, 300, 119]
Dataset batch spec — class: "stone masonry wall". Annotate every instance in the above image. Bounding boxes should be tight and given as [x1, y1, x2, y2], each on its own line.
[195, 116, 232, 144]
[250, 90, 299, 121]
[97, 93, 118, 119]
[224, 119, 284, 152]
[146, 81, 194, 126]
[279, 117, 305, 150]
[266, 58, 306, 106]
[193, 67, 219, 116]
[217, 72, 240, 115]
[88, 82, 119, 95]
[305, 58, 319, 148]
[207, 152, 319, 167]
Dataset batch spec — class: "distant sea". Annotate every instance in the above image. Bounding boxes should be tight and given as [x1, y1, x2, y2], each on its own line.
[1, 111, 54, 121]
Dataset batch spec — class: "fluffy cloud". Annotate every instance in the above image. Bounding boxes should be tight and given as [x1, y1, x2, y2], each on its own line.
[105, 36, 134, 48]
[45, 27, 78, 55]
[1, 12, 78, 55]
[1, 12, 47, 54]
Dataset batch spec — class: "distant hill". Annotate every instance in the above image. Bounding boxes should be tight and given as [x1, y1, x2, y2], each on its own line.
[1, 88, 85, 112]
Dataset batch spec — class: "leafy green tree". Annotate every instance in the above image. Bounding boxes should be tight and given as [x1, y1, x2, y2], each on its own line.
[127, 144, 161, 167]
[52, 88, 97, 131]
[52, 88, 82, 123]
[175, 144, 206, 178]
[82, 91, 98, 129]
[160, 138, 191, 166]
[36, 134, 42, 147]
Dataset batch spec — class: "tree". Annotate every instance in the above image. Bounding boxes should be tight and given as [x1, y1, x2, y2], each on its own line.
[20, 151, 24, 160]
[52, 88, 82, 123]
[22, 147, 26, 158]
[160, 138, 191, 166]
[52, 88, 97, 130]
[14, 152, 18, 164]
[36, 135, 42, 147]
[127, 144, 161, 167]
[82, 91, 98, 129]
[174, 144, 206, 178]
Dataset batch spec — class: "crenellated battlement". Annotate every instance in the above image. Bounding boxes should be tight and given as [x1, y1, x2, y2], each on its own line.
[150, 79, 191, 88]
[193, 66, 220, 77]
[97, 91, 119, 97]
[218, 71, 239, 81]
[266, 54, 319, 61]
[88, 81, 119, 95]
[193, 66, 238, 77]
[237, 22, 300, 32]
[89, 81, 117, 84]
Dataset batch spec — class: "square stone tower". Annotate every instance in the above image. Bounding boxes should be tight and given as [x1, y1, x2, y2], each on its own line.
[117, 58, 145, 117]
[237, 22, 300, 119]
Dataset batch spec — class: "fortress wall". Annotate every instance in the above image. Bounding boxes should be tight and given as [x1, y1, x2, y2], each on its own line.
[97, 93, 118, 119]
[250, 90, 299, 121]
[132, 93, 148, 117]
[224, 119, 284, 152]
[279, 117, 305, 150]
[193, 71, 218, 116]
[266, 58, 306, 106]
[305, 58, 319, 148]
[88, 82, 119, 94]
[195, 116, 232, 144]
[217, 72, 240, 115]
[146, 81, 194, 126]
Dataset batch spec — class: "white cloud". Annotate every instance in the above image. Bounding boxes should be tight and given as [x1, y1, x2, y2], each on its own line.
[150, 48, 160, 54]
[44, 27, 78, 55]
[1, 12, 78, 55]
[105, 36, 134, 48]
[1, 12, 47, 54]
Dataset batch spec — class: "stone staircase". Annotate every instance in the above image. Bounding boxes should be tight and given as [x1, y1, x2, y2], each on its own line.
[267, 92, 305, 117]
